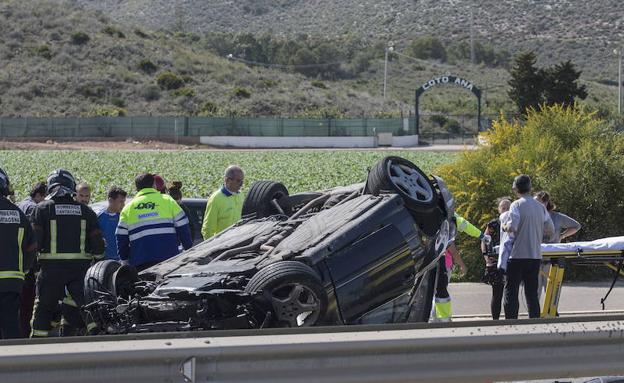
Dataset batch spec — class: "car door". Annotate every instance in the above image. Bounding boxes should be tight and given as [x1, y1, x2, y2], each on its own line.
[324, 223, 418, 324]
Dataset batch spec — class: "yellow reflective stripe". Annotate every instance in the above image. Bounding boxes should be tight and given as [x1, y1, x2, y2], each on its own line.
[17, 227, 24, 272]
[434, 300, 452, 319]
[0, 271, 25, 279]
[50, 220, 57, 254]
[31, 329, 50, 337]
[62, 295, 77, 307]
[80, 219, 86, 253]
[86, 322, 98, 332]
[39, 253, 90, 260]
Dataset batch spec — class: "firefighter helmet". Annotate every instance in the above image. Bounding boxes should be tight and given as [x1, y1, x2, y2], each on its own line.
[46, 168, 77, 195]
[0, 167, 10, 196]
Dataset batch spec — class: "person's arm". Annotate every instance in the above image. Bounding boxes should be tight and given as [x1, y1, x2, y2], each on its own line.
[455, 213, 483, 239]
[480, 225, 490, 254]
[86, 208, 105, 258]
[115, 211, 130, 263]
[172, 201, 193, 250]
[201, 194, 219, 240]
[503, 202, 520, 234]
[543, 208, 555, 238]
[448, 242, 467, 276]
[31, 205, 45, 252]
[20, 211, 37, 273]
[556, 212, 581, 241]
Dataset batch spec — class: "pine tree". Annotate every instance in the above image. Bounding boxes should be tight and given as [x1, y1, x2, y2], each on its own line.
[508, 51, 544, 115]
[543, 60, 588, 107]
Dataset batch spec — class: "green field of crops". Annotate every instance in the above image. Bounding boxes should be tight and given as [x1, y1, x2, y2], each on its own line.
[0, 150, 456, 201]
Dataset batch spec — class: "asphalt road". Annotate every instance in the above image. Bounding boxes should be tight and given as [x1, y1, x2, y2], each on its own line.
[449, 281, 624, 319]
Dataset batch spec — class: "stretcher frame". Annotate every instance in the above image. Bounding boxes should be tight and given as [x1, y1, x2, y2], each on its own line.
[540, 248, 624, 318]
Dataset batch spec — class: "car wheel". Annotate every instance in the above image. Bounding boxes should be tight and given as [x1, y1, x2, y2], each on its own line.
[406, 265, 437, 323]
[84, 260, 138, 304]
[245, 261, 327, 327]
[242, 180, 291, 218]
[84, 260, 121, 304]
[365, 156, 437, 212]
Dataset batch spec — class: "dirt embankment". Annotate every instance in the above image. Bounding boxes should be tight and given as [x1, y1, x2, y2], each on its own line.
[0, 139, 204, 151]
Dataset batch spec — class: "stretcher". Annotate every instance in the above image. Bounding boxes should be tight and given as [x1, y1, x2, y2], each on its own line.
[540, 236, 624, 318]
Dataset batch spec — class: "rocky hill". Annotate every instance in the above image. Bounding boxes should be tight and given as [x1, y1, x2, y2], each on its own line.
[74, 0, 623, 77]
[0, 0, 617, 118]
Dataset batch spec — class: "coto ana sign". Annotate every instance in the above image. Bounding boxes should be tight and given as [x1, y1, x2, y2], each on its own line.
[414, 75, 482, 133]
[417, 75, 479, 95]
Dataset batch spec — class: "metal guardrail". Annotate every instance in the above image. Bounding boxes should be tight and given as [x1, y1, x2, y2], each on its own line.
[1, 316, 624, 383]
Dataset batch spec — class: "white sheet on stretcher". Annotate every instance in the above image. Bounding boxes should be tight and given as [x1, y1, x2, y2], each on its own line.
[541, 236, 624, 255]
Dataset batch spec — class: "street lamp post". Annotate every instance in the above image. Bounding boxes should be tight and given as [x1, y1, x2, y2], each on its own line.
[619, 49, 622, 114]
[383, 43, 394, 100]
[616, 48, 622, 114]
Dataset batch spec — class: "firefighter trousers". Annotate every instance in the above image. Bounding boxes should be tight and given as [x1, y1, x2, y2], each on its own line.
[31, 262, 90, 337]
[0, 292, 21, 339]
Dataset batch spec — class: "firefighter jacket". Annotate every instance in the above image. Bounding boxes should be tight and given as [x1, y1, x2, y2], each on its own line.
[116, 188, 192, 267]
[201, 187, 243, 240]
[0, 196, 37, 292]
[32, 196, 104, 263]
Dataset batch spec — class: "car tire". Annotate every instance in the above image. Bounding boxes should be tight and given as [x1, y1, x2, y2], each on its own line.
[365, 156, 438, 213]
[245, 261, 327, 327]
[84, 260, 121, 304]
[242, 180, 291, 218]
[365, 156, 443, 236]
[406, 265, 437, 323]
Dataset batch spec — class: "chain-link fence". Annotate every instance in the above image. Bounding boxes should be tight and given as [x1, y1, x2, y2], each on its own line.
[0, 113, 516, 141]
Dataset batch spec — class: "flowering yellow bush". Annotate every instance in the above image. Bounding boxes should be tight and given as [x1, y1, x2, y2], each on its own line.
[437, 104, 624, 280]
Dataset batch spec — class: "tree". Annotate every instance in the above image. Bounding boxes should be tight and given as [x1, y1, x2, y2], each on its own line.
[508, 52, 544, 114]
[543, 61, 587, 107]
[407, 36, 447, 62]
[509, 53, 588, 115]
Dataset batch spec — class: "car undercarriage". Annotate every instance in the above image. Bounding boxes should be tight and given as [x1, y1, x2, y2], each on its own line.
[83, 156, 453, 334]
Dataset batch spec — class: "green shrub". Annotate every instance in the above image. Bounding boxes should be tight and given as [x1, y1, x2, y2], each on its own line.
[232, 87, 251, 98]
[311, 80, 327, 89]
[111, 97, 126, 108]
[141, 85, 160, 101]
[71, 31, 90, 45]
[138, 59, 157, 74]
[171, 87, 195, 98]
[134, 28, 149, 38]
[88, 106, 126, 117]
[199, 101, 219, 116]
[77, 84, 105, 98]
[436, 104, 624, 281]
[262, 79, 277, 88]
[34, 44, 52, 59]
[102, 26, 125, 38]
[156, 71, 184, 90]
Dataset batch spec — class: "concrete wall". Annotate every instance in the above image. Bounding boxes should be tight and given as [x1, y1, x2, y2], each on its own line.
[200, 135, 419, 148]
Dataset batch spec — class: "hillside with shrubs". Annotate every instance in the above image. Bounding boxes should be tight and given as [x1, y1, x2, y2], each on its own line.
[77, 0, 622, 78]
[0, 0, 618, 117]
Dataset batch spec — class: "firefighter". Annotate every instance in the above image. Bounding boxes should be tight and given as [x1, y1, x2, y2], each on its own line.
[30, 169, 105, 337]
[0, 168, 37, 339]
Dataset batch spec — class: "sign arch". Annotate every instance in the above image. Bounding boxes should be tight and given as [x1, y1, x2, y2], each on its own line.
[415, 75, 482, 134]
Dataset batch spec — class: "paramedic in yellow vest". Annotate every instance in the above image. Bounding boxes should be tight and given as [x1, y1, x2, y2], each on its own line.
[432, 212, 491, 322]
[116, 173, 193, 271]
[201, 165, 244, 240]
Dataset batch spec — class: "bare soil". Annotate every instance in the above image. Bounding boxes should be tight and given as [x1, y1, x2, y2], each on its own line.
[0, 139, 204, 151]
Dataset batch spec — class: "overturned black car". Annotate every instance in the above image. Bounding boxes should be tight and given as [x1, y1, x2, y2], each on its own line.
[83, 157, 453, 334]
